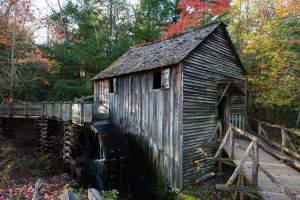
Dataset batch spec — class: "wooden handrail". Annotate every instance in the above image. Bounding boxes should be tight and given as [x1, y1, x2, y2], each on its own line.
[248, 117, 300, 137]
[249, 118, 300, 160]
[209, 119, 300, 199]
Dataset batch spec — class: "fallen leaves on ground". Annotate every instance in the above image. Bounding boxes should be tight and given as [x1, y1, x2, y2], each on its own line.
[0, 173, 88, 199]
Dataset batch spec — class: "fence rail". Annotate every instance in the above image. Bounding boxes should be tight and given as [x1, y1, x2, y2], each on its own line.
[0, 102, 109, 123]
[207, 119, 300, 200]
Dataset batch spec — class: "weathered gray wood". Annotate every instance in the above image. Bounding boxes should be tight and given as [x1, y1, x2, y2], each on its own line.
[207, 120, 220, 143]
[229, 125, 234, 159]
[84, 104, 93, 123]
[216, 184, 259, 198]
[285, 131, 299, 154]
[224, 138, 300, 200]
[233, 126, 300, 169]
[260, 132, 300, 159]
[281, 129, 286, 163]
[214, 128, 230, 159]
[251, 141, 258, 189]
[249, 118, 300, 137]
[234, 175, 241, 200]
[162, 68, 170, 89]
[225, 141, 254, 187]
[259, 165, 300, 200]
[258, 122, 261, 137]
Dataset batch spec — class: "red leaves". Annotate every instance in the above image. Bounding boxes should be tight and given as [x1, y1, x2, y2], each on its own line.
[0, 174, 87, 200]
[161, 0, 231, 38]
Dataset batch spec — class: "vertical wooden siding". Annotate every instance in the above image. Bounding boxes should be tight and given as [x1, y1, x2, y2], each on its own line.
[182, 26, 246, 185]
[94, 66, 183, 189]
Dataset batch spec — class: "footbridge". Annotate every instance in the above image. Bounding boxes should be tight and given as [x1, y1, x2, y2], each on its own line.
[206, 119, 300, 200]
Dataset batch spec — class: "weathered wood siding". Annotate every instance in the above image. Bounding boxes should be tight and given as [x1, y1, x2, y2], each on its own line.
[94, 65, 183, 189]
[182, 25, 246, 185]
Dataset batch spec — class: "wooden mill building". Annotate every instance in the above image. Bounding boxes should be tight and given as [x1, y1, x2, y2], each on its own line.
[92, 22, 247, 189]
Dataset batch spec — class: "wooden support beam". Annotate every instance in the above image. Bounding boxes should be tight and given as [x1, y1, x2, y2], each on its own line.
[251, 141, 258, 189]
[225, 141, 254, 187]
[216, 184, 260, 199]
[281, 129, 286, 163]
[234, 175, 241, 200]
[214, 128, 230, 159]
[217, 83, 230, 106]
[285, 131, 299, 154]
[229, 125, 234, 159]
[207, 121, 220, 143]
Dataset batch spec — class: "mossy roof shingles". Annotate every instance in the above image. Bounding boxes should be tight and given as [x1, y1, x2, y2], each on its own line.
[92, 22, 221, 80]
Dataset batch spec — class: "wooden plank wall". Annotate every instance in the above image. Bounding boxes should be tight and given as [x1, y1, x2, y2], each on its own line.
[94, 66, 183, 189]
[182, 25, 246, 185]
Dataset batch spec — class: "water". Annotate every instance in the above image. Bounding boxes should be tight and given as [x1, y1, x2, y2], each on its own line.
[88, 159, 106, 191]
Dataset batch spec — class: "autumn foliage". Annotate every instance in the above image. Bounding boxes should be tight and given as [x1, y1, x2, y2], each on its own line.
[162, 0, 231, 38]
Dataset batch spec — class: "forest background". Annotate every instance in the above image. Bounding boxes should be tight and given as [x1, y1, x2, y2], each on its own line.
[0, 0, 299, 128]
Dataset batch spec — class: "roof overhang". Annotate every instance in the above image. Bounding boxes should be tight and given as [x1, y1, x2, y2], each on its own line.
[217, 79, 245, 96]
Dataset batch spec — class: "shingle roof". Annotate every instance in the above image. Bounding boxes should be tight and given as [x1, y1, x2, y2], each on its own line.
[92, 22, 222, 80]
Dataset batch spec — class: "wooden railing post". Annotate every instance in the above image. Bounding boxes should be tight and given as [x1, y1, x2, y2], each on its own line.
[252, 141, 258, 189]
[229, 124, 234, 159]
[258, 122, 262, 137]
[281, 129, 286, 163]
[219, 120, 224, 173]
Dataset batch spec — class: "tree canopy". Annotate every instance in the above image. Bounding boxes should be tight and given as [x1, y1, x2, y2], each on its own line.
[0, 0, 298, 127]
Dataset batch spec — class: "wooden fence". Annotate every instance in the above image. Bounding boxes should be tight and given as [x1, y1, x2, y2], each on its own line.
[0, 102, 109, 123]
[207, 119, 300, 200]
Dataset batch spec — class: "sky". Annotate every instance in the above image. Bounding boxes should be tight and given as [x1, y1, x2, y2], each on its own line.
[34, 0, 138, 43]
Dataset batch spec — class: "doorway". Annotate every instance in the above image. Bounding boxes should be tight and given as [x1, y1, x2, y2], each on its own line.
[217, 96, 229, 133]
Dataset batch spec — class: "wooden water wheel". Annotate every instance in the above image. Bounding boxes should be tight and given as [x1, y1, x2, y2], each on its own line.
[64, 123, 129, 192]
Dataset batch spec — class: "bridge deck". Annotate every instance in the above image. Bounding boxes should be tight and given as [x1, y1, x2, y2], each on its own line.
[224, 139, 300, 200]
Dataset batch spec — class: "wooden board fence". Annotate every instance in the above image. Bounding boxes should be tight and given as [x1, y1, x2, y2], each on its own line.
[0, 102, 109, 123]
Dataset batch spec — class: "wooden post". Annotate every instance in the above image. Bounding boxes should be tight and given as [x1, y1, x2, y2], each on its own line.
[219, 120, 223, 173]
[285, 132, 299, 154]
[234, 174, 241, 200]
[25, 104, 28, 116]
[240, 175, 245, 200]
[252, 141, 258, 189]
[225, 141, 254, 187]
[258, 122, 261, 137]
[281, 129, 286, 163]
[229, 124, 234, 159]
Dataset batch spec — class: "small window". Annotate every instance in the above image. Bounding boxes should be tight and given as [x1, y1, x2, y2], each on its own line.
[153, 71, 162, 89]
[109, 79, 115, 93]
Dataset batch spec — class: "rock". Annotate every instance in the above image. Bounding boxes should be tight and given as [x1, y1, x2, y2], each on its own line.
[32, 179, 43, 200]
[88, 188, 104, 200]
[60, 190, 79, 200]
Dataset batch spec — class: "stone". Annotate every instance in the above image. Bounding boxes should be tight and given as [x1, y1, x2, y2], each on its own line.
[60, 190, 79, 200]
[88, 188, 104, 200]
[32, 179, 43, 200]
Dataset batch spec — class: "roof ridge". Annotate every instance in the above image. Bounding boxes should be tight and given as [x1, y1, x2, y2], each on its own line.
[130, 21, 223, 50]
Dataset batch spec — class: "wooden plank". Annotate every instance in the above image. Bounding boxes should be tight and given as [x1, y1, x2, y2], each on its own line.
[224, 139, 300, 200]
[225, 141, 254, 187]
[162, 68, 170, 89]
